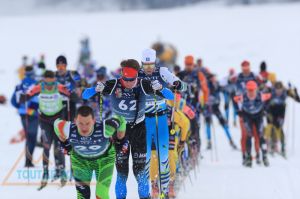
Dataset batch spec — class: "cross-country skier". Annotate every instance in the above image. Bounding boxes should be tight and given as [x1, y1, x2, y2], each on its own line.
[234, 81, 271, 167]
[55, 55, 81, 121]
[204, 74, 237, 150]
[21, 70, 70, 187]
[54, 105, 126, 199]
[82, 59, 172, 199]
[139, 48, 185, 198]
[220, 68, 238, 126]
[265, 81, 300, 157]
[11, 66, 39, 167]
[177, 55, 209, 153]
[235, 60, 263, 164]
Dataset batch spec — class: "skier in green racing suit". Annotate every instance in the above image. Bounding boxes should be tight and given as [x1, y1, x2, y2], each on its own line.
[54, 105, 126, 199]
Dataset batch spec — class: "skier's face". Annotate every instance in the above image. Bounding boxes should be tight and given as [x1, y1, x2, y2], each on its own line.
[196, 59, 203, 67]
[121, 78, 137, 89]
[185, 64, 194, 72]
[247, 89, 257, 99]
[275, 88, 283, 96]
[44, 78, 56, 90]
[242, 65, 250, 75]
[76, 114, 95, 136]
[56, 64, 67, 75]
[142, 63, 155, 75]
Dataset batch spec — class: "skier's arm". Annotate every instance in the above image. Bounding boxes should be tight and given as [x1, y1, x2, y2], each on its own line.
[198, 71, 209, 104]
[58, 84, 71, 97]
[287, 87, 300, 102]
[141, 79, 174, 100]
[82, 79, 117, 100]
[159, 67, 186, 91]
[261, 93, 272, 102]
[11, 86, 20, 108]
[19, 84, 41, 103]
[54, 119, 71, 142]
[174, 110, 190, 142]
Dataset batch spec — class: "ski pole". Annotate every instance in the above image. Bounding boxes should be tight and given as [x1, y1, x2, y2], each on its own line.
[292, 99, 295, 155]
[99, 92, 103, 122]
[170, 89, 177, 135]
[153, 92, 165, 199]
[211, 120, 219, 162]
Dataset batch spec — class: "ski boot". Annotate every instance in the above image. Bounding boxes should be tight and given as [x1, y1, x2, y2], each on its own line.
[151, 181, 159, 199]
[244, 153, 252, 168]
[60, 169, 67, 187]
[242, 154, 246, 166]
[256, 153, 261, 165]
[52, 168, 61, 182]
[38, 169, 49, 190]
[281, 149, 287, 159]
[262, 155, 270, 167]
[25, 158, 34, 168]
[206, 140, 212, 150]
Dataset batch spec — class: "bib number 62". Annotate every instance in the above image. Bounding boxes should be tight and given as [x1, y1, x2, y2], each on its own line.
[118, 100, 136, 111]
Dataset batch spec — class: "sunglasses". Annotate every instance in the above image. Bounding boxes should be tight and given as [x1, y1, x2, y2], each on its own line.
[44, 81, 56, 86]
[142, 63, 155, 69]
[122, 76, 136, 82]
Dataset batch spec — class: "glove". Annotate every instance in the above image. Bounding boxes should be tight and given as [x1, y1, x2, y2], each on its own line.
[151, 80, 162, 91]
[113, 135, 129, 154]
[105, 118, 121, 138]
[61, 140, 72, 155]
[95, 81, 105, 93]
[173, 81, 182, 90]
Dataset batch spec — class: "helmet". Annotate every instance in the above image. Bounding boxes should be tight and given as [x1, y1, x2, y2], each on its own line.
[246, 80, 257, 91]
[184, 55, 194, 65]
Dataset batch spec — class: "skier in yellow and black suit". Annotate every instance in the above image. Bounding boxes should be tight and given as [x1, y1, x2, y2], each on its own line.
[264, 81, 300, 158]
[150, 94, 193, 198]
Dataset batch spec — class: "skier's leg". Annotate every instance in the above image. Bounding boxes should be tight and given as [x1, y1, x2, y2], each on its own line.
[129, 122, 149, 198]
[224, 92, 230, 121]
[154, 114, 170, 195]
[40, 121, 53, 170]
[150, 150, 158, 182]
[22, 115, 38, 166]
[145, 117, 155, 181]
[95, 146, 116, 199]
[239, 117, 247, 158]
[204, 106, 212, 149]
[243, 116, 253, 166]
[255, 117, 269, 166]
[71, 153, 93, 199]
[150, 150, 159, 198]
[53, 133, 65, 171]
[214, 105, 233, 142]
[115, 135, 130, 199]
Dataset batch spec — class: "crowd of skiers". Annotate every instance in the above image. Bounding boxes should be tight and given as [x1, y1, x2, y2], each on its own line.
[7, 41, 300, 199]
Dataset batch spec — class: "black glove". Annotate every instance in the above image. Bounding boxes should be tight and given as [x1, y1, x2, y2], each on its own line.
[61, 140, 72, 155]
[106, 118, 121, 131]
[173, 80, 182, 90]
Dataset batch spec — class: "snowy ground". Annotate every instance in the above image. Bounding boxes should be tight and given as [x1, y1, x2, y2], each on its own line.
[0, 3, 300, 199]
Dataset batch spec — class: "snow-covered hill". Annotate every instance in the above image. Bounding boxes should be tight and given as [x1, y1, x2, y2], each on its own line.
[0, 3, 300, 199]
